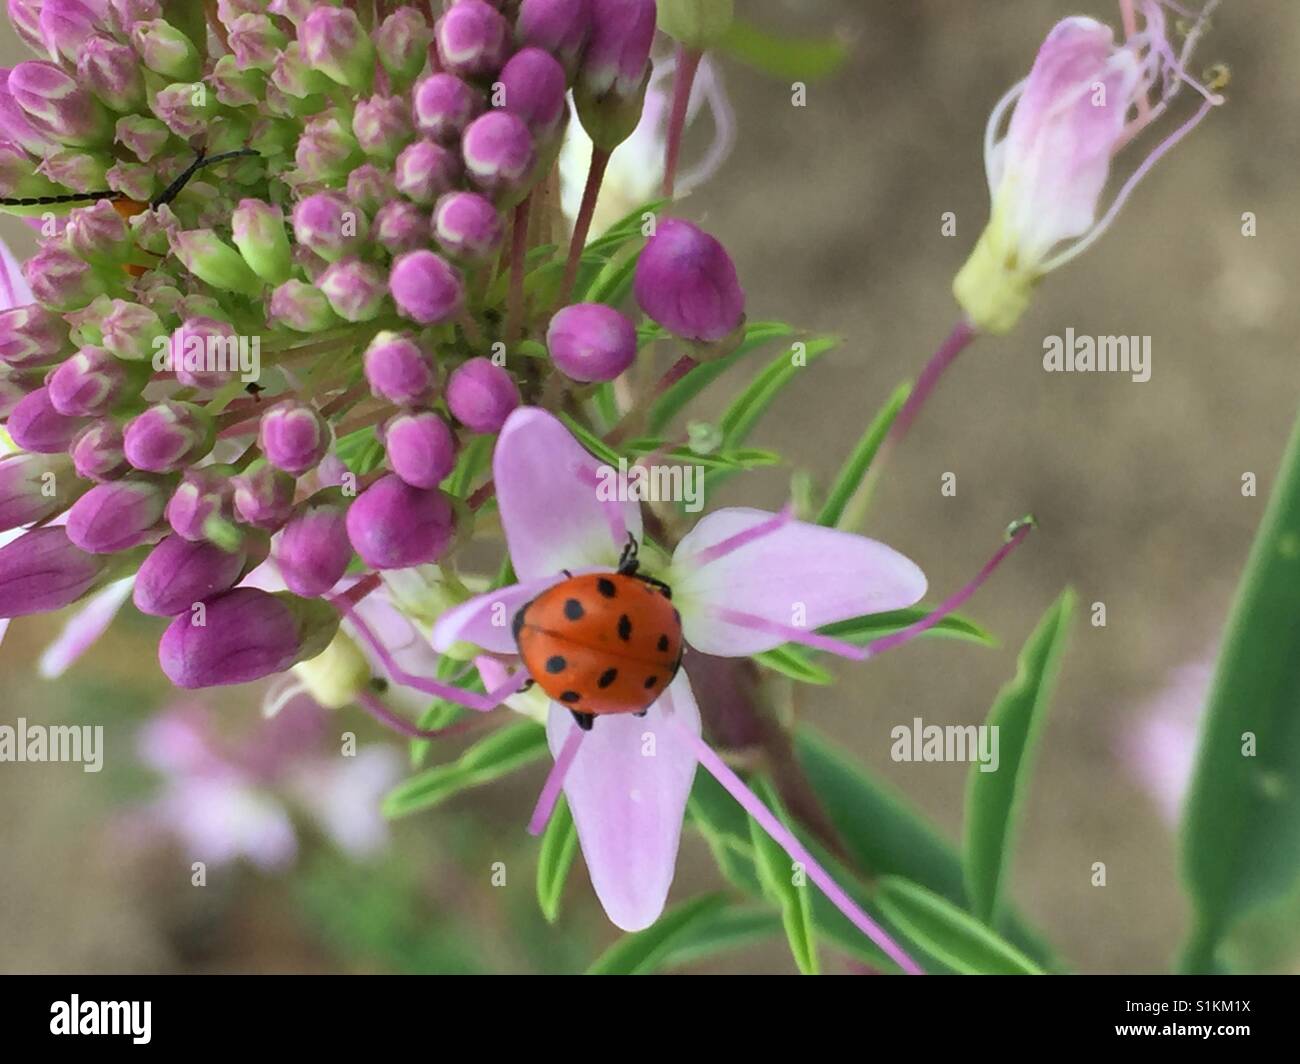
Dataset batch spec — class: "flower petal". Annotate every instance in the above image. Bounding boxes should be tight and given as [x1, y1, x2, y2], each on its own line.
[37, 576, 134, 678]
[670, 507, 927, 656]
[430, 575, 562, 653]
[494, 407, 641, 580]
[546, 672, 700, 931]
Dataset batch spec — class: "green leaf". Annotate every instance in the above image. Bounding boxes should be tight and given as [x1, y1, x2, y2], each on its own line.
[335, 425, 384, 476]
[718, 18, 850, 82]
[718, 336, 839, 448]
[964, 589, 1075, 924]
[586, 893, 730, 975]
[383, 721, 547, 818]
[752, 645, 836, 686]
[556, 412, 622, 466]
[536, 796, 579, 924]
[876, 877, 1044, 974]
[653, 905, 784, 970]
[583, 247, 641, 307]
[748, 777, 819, 974]
[410, 655, 481, 767]
[583, 198, 668, 258]
[443, 433, 493, 499]
[1180, 411, 1300, 971]
[647, 321, 795, 434]
[816, 381, 910, 528]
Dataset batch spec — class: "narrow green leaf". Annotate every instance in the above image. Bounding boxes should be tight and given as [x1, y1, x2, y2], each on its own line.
[876, 877, 1043, 975]
[748, 777, 819, 974]
[383, 721, 547, 818]
[584, 247, 641, 307]
[654, 905, 784, 970]
[1180, 410, 1300, 970]
[443, 433, 493, 499]
[335, 425, 384, 476]
[816, 381, 910, 527]
[536, 796, 579, 924]
[964, 589, 1075, 924]
[752, 645, 835, 686]
[583, 198, 668, 258]
[718, 18, 850, 81]
[586, 893, 730, 975]
[718, 336, 839, 448]
[556, 412, 622, 466]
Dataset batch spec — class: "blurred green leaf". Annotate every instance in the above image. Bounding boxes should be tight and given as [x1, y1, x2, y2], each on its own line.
[876, 877, 1043, 975]
[410, 657, 482, 767]
[536, 796, 579, 924]
[753, 644, 836, 686]
[383, 721, 547, 818]
[749, 777, 819, 973]
[654, 905, 784, 970]
[1180, 412, 1300, 971]
[718, 336, 839, 448]
[443, 433, 493, 499]
[964, 589, 1074, 924]
[584, 198, 668, 258]
[586, 893, 730, 974]
[718, 18, 850, 81]
[335, 425, 384, 476]
[584, 248, 641, 307]
[816, 381, 910, 528]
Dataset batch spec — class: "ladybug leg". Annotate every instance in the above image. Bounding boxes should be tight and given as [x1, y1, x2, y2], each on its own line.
[521, 678, 535, 691]
[570, 710, 595, 731]
[633, 709, 648, 718]
[616, 532, 640, 576]
[632, 572, 673, 598]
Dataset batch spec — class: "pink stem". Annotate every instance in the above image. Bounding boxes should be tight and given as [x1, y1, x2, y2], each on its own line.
[888, 318, 979, 445]
[355, 688, 490, 740]
[560, 146, 611, 304]
[505, 195, 531, 345]
[662, 46, 702, 199]
[655, 353, 698, 395]
[668, 716, 923, 975]
[527, 724, 584, 835]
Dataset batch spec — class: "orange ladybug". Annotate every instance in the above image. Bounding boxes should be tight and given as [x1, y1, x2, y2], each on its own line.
[514, 538, 684, 731]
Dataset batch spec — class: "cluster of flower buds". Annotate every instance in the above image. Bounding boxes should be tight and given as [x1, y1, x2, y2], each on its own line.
[0, 0, 748, 693]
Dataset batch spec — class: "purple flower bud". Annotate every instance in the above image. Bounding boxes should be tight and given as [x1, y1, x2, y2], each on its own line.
[269, 279, 342, 333]
[375, 6, 433, 90]
[270, 40, 333, 99]
[445, 357, 519, 433]
[461, 110, 536, 198]
[0, 452, 81, 533]
[393, 138, 461, 205]
[516, 0, 591, 70]
[158, 587, 339, 688]
[363, 330, 436, 406]
[230, 198, 292, 285]
[259, 400, 331, 476]
[384, 410, 458, 489]
[65, 199, 131, 262]
[388, 249, 463, 326]
[46, 345, 131, 416]
[546, 302, 637, 382]
[434, 0, 509, 79]
[151, 81, 219, 138]
[0, 527, 117, 619]
[23, 245, 104, 311]
[108, 0, 161, 35]
[71, 419, 129, 481]
[634, 218, 746, 343]
[292, 192, 369, 263]
[433, 191, 504, 261]
[211, 53, 266, 108]
[105, 159, 156, 201]
[8, 61, 113, 146]
[266, 0, 311, 26]
[318, 258, 389, 323]
[133, 533, 252, 616]
[100, 299, 164, 361]
[8, 387, 87, 453]
[7, 0, 46, 56]
[228, 12, 288, 72]
[582, 0, 656, 100]
[0, 304, 69, 368]
[165, 464, 235, 540]
[346, 473, 454, 570]
[37, 0, 101, 64]
[232, 461, 296, 530]
[373, 200, 429, 255]
[0, 366, 42, 418]
[169, 229, 263, 298]
[346, 163, 398, 215]
[352, 93, 414, 161]
[0, 67, 54, 155]
[123, 400, 213, 473]
[498, 47, 568, 140]
[294, 109, 363, 182]
[412, 72, 484, 144]
[166, 316, 240, 390]
[300, 5, 376, 92]
[66, 478, 167, 553]
[130, 19, 202, 81]
[37, 148, 110, 193]
[78, 35, 146, 113]
[274, 489, 353, 597]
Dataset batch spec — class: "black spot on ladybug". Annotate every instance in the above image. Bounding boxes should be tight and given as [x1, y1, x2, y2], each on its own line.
[564, 598, 584, 620]
[545, 655, 566, 674]
[512, 608, 526, 640]
[560, 690, 581, 703]
[657, 634, 669, 652]
[597, 667, 618, 689]
[617, 614, 632, 641]
[644, 675, 657, 689]
[597, 578, 616, 598]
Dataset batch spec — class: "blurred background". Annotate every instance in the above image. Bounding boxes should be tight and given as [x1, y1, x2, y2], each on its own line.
[2, 0, 1297, 973]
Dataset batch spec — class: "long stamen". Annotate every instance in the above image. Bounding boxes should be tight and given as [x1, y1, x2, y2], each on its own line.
[714, 518, 1035, 661]
[667, 715, 923, 974]
[331, 595, 529, 711]
[355, 688, 490, 740]
[527, 725, 584, 835]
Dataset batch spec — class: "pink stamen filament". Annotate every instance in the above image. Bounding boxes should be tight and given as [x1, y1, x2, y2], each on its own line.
[527, 724, 584, 836]
[573, 460, 629, 550]
[887, 318, 979, 445]
[662, 45, 702, 199]
[355, 688, 491, 740]
[713, 521, 1034, 662]
[686, 505, 793, 568]
[667, 715, 923, 975]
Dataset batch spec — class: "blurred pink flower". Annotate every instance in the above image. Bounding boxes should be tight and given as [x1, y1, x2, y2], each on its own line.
[1124, 654, 1214, 823]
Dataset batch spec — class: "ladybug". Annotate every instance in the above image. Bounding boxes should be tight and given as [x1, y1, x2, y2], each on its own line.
[513, 536, 684, 731]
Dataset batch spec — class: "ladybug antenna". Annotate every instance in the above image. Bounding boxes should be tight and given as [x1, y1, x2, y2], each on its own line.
[0, 189, 121, 207]
[151, 147, 261, 208]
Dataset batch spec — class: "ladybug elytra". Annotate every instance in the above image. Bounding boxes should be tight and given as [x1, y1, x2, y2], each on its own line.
[513, 537, 684, 731]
